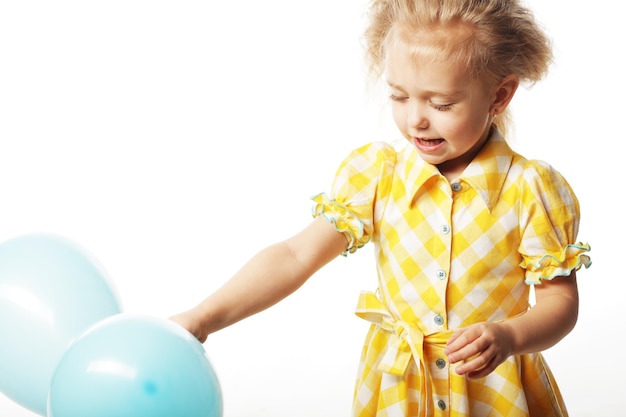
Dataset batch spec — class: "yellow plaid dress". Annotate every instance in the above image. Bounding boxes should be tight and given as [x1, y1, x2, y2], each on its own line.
[312, 130, 591, 417]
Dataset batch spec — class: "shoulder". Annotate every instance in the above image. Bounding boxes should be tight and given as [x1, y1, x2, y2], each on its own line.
[342, 141, 397, 166]
[521, 158, 565, 178]
[509, 154, 572, 187]
[514, 157, 580, 212]
[518, 158, 574, 192]
[335, 141, 397, 177]
[329, 141, 398, 201]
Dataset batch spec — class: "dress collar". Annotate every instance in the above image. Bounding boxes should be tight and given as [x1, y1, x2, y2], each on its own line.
[401, 129, 515, 211]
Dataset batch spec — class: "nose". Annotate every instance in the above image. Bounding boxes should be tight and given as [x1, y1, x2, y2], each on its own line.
[407, 101, 429, 130]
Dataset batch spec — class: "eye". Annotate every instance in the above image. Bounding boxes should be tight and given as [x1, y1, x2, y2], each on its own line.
[389, 93, 408, 102]
[431, 102, 453, 111]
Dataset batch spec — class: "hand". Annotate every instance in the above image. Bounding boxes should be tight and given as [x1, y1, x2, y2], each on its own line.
[444, 322, 514, 379]
[170, 309, 209, 343]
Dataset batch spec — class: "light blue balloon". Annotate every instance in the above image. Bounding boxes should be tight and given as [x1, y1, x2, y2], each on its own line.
[47, 313, 223, 417]
[0, 234, 122, 416]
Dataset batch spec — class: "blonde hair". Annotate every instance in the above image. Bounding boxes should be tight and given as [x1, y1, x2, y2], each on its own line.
[364, 0, 553, 135]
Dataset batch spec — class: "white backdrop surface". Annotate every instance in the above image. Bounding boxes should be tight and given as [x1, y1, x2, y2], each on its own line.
[0, 1, 620, 416]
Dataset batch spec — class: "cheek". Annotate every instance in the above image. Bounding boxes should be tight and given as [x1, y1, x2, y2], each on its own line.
[390, 104, 407, 131]
[444, 113, 485, 136]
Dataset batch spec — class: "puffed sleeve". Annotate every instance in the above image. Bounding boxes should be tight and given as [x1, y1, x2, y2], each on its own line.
[312, 142, 396, 256]
[517, 160, 591, 284]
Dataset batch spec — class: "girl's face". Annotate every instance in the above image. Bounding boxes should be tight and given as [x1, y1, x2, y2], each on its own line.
[385, 42, 496, 180]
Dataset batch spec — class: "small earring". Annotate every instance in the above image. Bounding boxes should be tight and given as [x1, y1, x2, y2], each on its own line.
[492, 109, 499, 118]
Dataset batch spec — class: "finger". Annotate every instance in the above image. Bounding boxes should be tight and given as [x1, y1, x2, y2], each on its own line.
[455, 350, 495, 377]
[447, 334, 490, 364]
[445, 327, 477, 355]
[466, 356, 498, 379]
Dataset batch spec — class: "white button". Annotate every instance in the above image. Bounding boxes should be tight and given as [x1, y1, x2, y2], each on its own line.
[436, 269, 447, 280]
[441, 224, 451, 234]
[451, 183, 462, 192]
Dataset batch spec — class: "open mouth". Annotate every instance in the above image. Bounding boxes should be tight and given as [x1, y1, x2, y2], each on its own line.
[413, 137, 445, 151]
[415, 137, 444, 145]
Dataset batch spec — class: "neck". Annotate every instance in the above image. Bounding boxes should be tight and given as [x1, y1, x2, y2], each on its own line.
[437, 125, 493, 181]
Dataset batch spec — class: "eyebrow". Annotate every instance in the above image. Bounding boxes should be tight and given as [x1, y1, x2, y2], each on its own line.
[386, 81, 462, 99]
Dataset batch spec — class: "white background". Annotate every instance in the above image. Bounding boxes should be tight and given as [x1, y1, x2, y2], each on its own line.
[0, 1, 620, 416]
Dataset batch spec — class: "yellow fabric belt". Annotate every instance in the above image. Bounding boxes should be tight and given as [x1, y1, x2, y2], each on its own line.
[355, 291, 453, 416]
[356, 291, 453, 376]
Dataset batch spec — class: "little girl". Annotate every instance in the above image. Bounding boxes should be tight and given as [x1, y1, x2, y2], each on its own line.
[171, 0, 591, 415]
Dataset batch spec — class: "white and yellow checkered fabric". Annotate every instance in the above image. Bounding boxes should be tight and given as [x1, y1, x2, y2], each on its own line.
[312, 130, 590, 417]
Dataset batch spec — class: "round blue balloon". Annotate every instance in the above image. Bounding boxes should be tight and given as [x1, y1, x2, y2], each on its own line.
[0, 234, 122, 416]
[47, 313, 223, 417]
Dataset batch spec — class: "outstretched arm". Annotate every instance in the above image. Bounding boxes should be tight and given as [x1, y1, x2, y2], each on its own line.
[445, 271, 579, 379]
[170, 216, 348, 342]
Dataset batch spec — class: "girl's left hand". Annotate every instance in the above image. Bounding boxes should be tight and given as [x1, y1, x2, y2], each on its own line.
[444, 322, 515, 379]
[170, 310, 210, 343]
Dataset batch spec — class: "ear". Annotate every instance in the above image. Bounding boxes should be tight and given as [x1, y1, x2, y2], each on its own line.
[490, 74, 519, 115]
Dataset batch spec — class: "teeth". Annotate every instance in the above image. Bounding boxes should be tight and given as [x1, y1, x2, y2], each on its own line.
[415, 137, 443, 147]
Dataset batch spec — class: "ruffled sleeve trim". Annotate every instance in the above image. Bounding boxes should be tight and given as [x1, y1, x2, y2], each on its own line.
[520, 242, 592, 284]
[311, 192, 370, 256]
